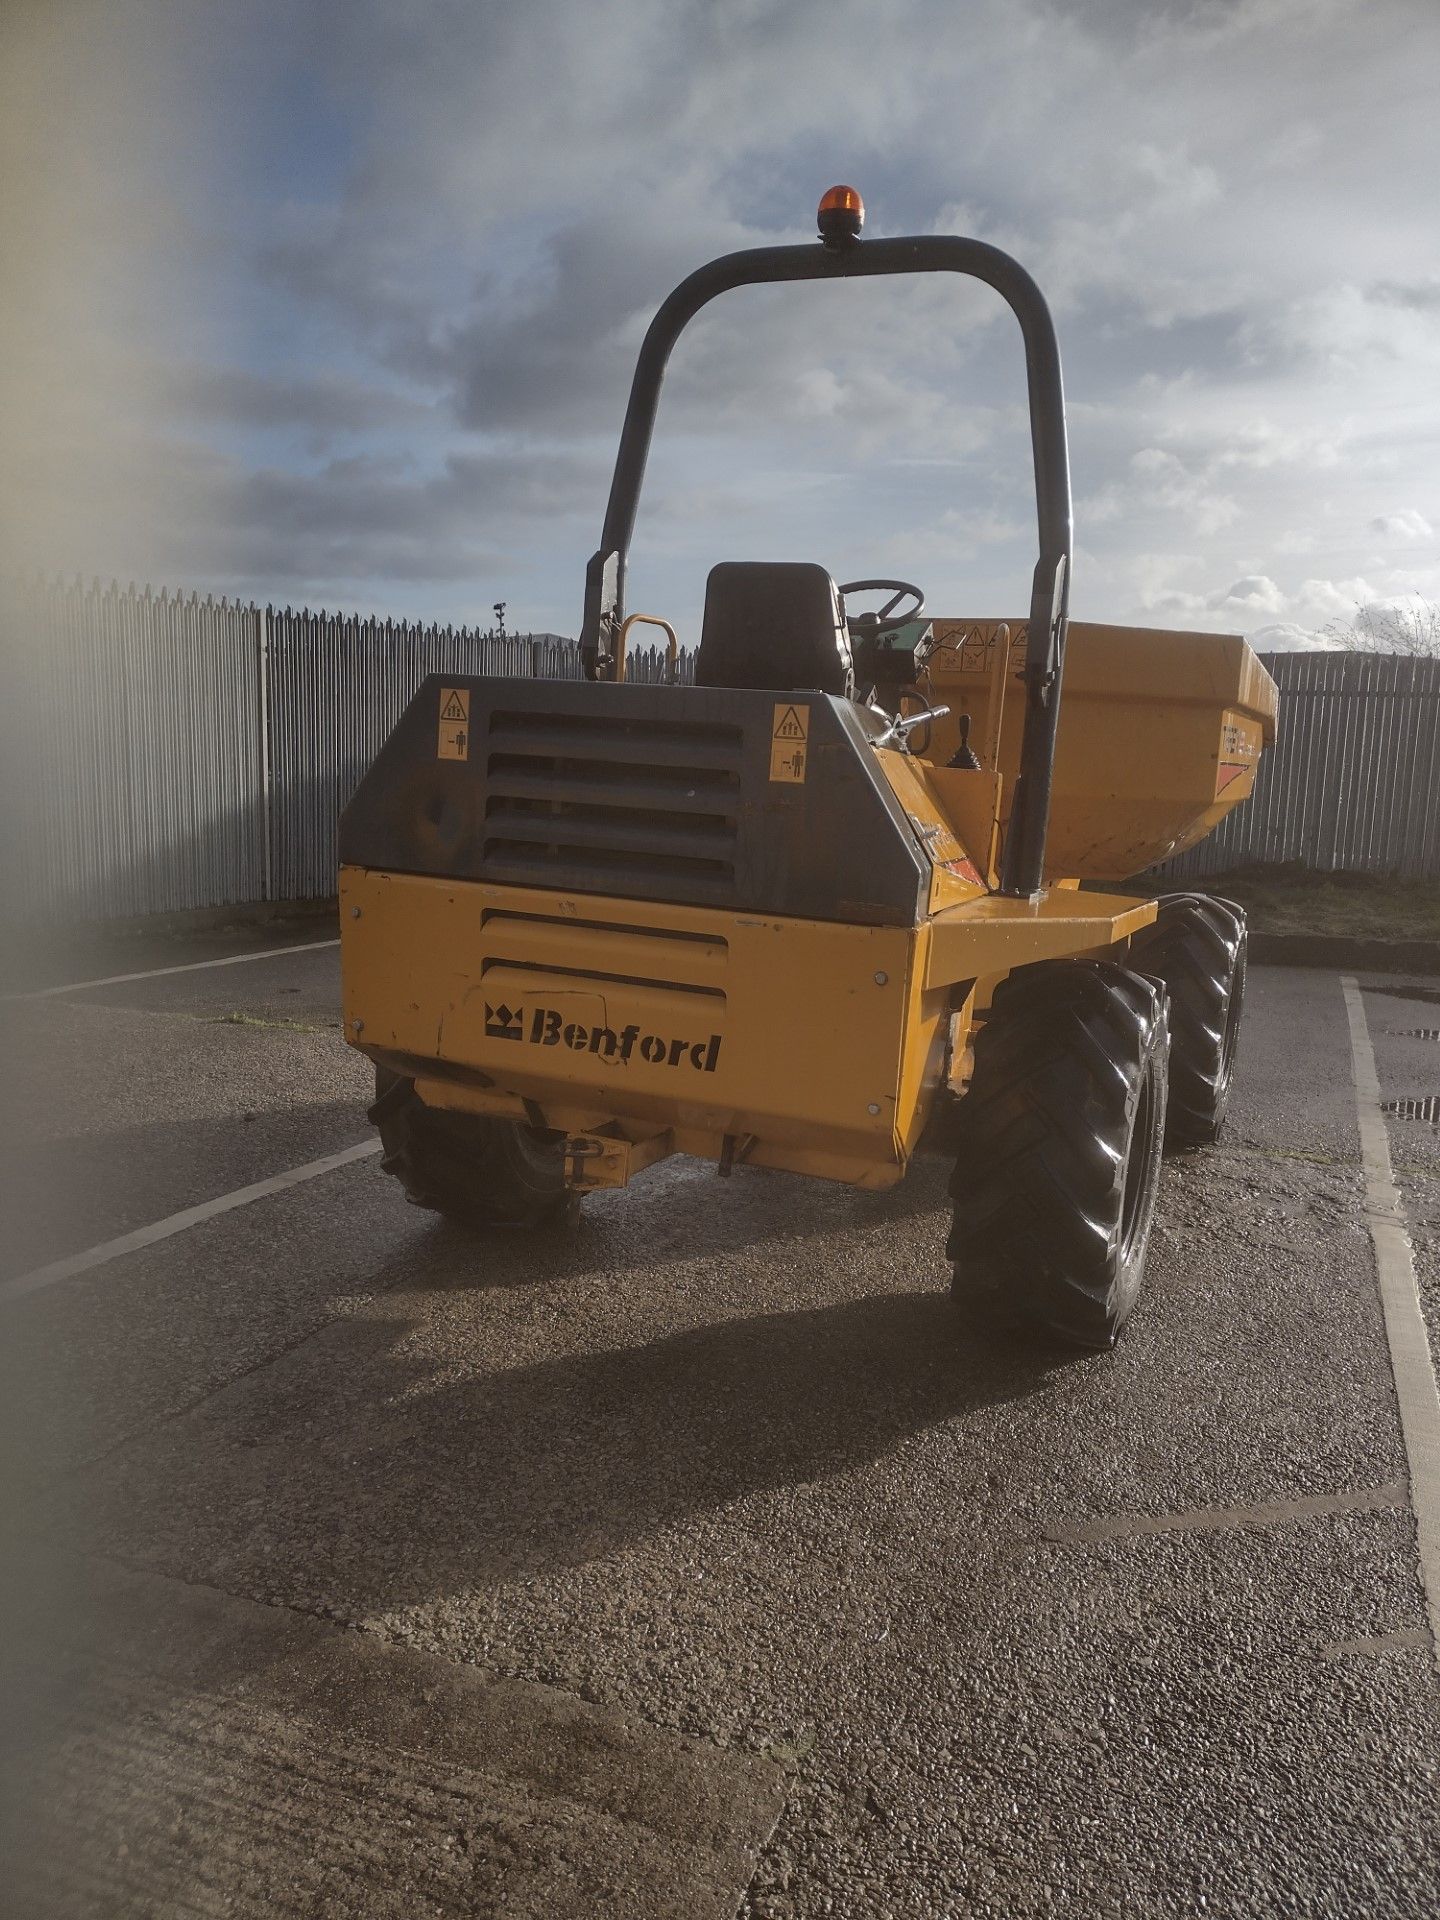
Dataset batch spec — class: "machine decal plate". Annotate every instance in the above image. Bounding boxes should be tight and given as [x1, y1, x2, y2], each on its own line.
[1215, 717, 1259, 795]
[769, 702, 810, 783]
[906, 811, 982, 887]
[953, 629, 1026, 673]
[437, 686, 470, 761]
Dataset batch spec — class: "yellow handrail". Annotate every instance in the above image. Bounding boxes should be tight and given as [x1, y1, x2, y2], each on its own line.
[616, 613, 680, 684]
[984, 621, 1011, 769]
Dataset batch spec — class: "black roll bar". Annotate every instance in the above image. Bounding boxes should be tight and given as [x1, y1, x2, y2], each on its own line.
[578, 233, 1072, 898]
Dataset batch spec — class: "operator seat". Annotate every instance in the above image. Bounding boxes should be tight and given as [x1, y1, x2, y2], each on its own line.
[694, 561, 854, 696]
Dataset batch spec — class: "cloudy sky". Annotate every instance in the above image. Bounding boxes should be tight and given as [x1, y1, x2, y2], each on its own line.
[6, 0, 1438, 647]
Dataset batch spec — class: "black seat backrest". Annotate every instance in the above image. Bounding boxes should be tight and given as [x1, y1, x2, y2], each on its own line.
[694, 562, 853, 696]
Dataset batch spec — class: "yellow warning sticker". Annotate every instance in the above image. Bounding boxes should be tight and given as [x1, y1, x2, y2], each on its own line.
[770, 740, 807, 783]
[769, 702, 809, 782]
[437, 686, 470, 761]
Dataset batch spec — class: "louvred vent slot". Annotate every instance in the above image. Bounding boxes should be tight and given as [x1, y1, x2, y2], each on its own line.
[483, 709, 743, 897]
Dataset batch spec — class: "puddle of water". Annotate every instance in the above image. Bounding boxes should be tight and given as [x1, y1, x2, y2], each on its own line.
[1381, 1096, 1440, 1124]
[1366, 983, 1440, 1006]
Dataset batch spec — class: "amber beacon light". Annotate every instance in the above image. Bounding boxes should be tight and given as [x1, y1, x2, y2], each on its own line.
[817, 184, 864, 247]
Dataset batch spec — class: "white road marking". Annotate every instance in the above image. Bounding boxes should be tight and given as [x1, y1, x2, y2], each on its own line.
[1343, 975, 1440, 1665]
[0, 1139, 382, 1307]
[1, 938, 341, 1002]
[1041, 1483, 1408, 1546]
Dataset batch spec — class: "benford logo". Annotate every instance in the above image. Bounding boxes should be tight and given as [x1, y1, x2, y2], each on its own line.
[484, 1002, 722, 1071]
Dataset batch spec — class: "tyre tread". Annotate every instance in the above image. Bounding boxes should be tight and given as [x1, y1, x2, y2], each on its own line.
[1129, 893, 1246, 1147]
[948, 960, 1169, 1348]
[368, 1070, 570, 1226]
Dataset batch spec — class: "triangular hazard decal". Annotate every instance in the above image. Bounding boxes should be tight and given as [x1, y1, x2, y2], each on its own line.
[773, 705, 806, 741]
[440, 690, 467, 722]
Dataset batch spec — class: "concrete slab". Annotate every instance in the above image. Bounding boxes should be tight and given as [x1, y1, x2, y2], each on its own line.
[1, 1556, 785, 1919]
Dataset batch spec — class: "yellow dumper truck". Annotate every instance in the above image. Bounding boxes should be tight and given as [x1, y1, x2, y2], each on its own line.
[339, 187, 1276, 1347]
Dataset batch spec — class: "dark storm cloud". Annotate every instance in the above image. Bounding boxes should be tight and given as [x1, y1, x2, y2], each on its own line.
[13, 0, 1439, 641]
[134, 439, 607, 601]
[172, 364, 430, 436]
[436, 213, 1002, 458]
[226, 444, 606, 583]
[1371, 279, 1440, 313]
[444, 217, 726, 433]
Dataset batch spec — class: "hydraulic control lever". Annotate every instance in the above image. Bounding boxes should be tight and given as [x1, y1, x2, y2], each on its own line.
[871, 704, 950, 753]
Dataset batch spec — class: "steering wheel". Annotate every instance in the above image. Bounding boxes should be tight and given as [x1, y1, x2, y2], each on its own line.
[838, 578, 926, 638]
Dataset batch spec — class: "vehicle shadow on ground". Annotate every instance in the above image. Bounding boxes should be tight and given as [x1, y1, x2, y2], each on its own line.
[409, 1152, 959, 1294]
[75, 1284, 1073, 1610]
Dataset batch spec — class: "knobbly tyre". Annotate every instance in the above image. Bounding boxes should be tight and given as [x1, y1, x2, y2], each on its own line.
[339, 186, 1276, 1349]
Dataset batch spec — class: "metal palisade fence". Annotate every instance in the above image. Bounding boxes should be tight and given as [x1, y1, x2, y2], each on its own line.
[3, 578, 1438, 923]
[1, 577, 680, 923]
[263, 605, 591, 902]
[4, 579, 268, 924]
[1153, 650, 1440, 882]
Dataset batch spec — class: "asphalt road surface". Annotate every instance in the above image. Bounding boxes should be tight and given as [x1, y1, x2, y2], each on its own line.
[2, 935, 1438, 1917]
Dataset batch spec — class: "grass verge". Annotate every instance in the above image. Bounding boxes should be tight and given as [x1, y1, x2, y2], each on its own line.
[1142, 866, 1440, 943]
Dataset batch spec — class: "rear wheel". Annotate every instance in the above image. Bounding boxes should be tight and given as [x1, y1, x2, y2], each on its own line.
[369, 1069, 572, 1225]
[1128, 893, 1246, 1149]
[948, 960, 1170, 1349]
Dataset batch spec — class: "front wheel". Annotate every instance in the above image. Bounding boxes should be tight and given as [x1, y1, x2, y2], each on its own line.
[369, 1069, 572, 1226]
[948, 960, 1170, 1349]
[1128, 893, 1246, 1149]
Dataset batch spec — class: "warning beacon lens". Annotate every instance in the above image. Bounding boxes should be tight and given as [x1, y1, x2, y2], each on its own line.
[817, 185, 864, 247]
